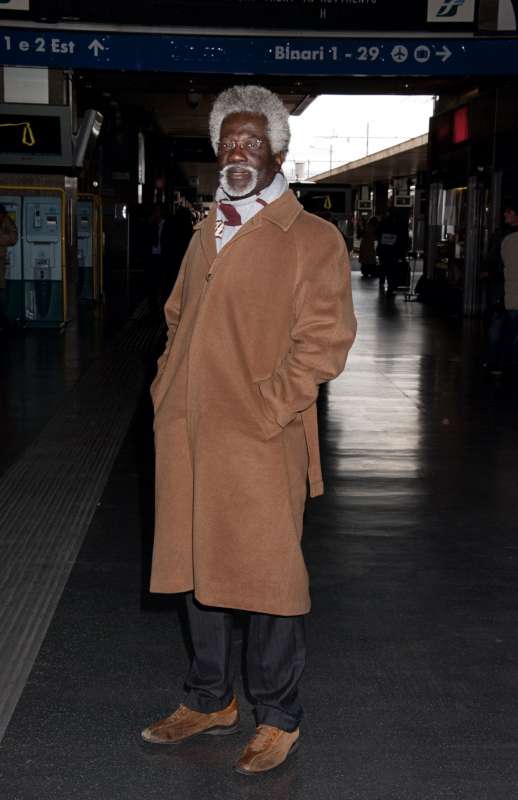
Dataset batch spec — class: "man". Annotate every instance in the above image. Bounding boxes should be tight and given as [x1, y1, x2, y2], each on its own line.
[142, 85, 356, 775]
[0, 203, 18, 332]
[499, 199, 518, 371]
[377, 207, 407, 295]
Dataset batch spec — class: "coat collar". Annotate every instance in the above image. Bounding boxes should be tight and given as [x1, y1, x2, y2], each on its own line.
[260, 189, 303, 231]
[195, 189, 303, 265]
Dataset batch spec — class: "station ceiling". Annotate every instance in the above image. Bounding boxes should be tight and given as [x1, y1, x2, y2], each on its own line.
[75, 70, 491, 139]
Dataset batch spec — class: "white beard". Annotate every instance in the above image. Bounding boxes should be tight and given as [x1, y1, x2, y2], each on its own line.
[219, 165, 259, 198]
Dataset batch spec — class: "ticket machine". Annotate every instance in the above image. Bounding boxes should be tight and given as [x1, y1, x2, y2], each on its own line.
[23, 195, 65, 326]
[0, 195, 23, 322]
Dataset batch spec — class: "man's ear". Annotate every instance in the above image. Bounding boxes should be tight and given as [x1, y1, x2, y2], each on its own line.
[274, 152, 285, 171]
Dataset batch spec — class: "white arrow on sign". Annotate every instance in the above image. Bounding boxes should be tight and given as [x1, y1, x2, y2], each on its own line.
[88, 39, 106, 57]
[436, 45, 452, 63]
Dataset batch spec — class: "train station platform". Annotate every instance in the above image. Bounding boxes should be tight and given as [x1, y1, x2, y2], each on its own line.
[1, 275, 518, 800]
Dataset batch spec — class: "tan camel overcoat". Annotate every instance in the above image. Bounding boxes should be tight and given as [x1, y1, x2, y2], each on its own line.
[150, 190, 356, 615]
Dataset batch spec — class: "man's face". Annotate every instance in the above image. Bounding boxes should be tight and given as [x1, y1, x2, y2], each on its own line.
[504, 207, 518, 226]
[217, 112, 284, 199]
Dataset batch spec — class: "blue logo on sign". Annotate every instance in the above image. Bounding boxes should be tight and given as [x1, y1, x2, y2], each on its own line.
[436, 0, 465, 17]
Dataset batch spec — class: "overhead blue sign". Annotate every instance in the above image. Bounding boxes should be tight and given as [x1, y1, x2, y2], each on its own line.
[1, 28, 518, 75]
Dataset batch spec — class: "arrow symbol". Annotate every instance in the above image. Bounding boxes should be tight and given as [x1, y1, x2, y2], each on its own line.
[88, 39, 105, 57]
[436, 45, 452, 63]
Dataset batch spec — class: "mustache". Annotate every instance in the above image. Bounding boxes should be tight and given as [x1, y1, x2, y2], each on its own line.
[220, 165, 258, 178]
[219, 165, 259, 198]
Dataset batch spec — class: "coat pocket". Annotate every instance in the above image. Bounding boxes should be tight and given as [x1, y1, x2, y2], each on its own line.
[251, 380, 283, 440]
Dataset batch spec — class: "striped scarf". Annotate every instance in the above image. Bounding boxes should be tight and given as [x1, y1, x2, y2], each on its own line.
[214, 172, 288, 252]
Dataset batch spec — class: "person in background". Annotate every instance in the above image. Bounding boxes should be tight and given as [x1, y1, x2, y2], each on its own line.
[342, 215, 355, 255]
[377, 207, 406, 296]
[0, 204, 18, 333]
[359, 215, 379, 279]
[146, 204, 176, 315]
[146, 204, 168, 316]
[170, 201, 193, 289]
[141, 84, 356, 776]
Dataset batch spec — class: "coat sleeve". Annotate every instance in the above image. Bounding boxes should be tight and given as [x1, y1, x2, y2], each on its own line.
[258, 228, 357, 428]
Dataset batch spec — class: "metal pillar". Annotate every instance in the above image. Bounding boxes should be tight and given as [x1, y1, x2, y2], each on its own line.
[463, 176, 485, 317]
[490, 170, 503, 236]
[425, 181, 443, 280]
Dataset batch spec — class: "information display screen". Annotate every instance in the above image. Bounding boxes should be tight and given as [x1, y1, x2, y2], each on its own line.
[0, 0, 475, 31]
[0, 113, 62, 154]
[0, 104, 73, 167]
[293, 185, 351, 215]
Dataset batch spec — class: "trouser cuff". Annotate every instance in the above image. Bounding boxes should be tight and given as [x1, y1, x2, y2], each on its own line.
[255, 704, 302, 732]
[183, 689, 234, 714]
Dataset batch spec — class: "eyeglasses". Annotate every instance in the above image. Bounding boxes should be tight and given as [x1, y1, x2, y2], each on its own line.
[217, 138, 265, 153]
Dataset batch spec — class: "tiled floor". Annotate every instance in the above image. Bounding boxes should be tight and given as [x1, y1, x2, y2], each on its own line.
[0, 303, 131, 479]
[1, 274, 518, 800]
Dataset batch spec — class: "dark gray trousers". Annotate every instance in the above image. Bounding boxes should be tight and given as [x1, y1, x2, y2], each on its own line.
[183, 593, 306, 732]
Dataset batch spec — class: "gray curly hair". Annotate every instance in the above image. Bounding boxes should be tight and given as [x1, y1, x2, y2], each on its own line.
[209, 85, 291, 155]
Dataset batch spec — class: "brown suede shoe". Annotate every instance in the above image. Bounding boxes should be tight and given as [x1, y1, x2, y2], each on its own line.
[233, 725, 299, 775]
[141, 696, 240, 744]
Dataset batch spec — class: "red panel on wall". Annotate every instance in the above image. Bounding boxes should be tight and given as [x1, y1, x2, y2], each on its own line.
[453, 106, 469, 144]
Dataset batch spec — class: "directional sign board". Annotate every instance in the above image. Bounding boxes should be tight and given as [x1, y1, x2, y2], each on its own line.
[2, 28, 518, 76]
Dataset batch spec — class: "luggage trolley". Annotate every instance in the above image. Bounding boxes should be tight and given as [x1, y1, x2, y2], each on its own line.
[389, 255, 412, 296]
